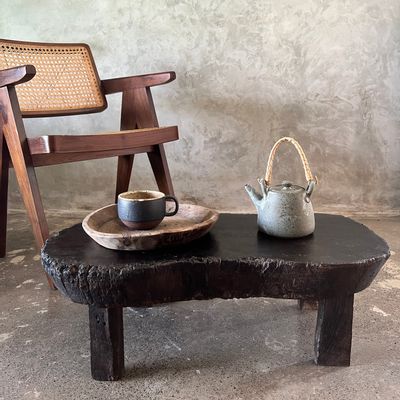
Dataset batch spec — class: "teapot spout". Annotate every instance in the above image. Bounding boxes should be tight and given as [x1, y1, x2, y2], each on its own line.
[244, 184, 262, 208]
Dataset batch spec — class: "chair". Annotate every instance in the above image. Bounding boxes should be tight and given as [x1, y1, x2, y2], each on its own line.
[0, 39, 179, 287]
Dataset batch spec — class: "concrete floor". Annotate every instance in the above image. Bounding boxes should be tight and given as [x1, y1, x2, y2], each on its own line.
[0, 212, 399, 400]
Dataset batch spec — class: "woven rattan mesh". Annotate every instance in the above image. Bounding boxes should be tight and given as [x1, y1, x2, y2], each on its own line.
[0, 40, 106, 114]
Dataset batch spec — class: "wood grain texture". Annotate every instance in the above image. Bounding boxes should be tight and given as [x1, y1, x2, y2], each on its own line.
[0, 64, 36, 88]
[135, 87, 159, 128]
[115, 155, 134, 203]
[89, 305, 124, 381]
[27, 126, 178, 154]
[129, 86, 175, 195]
[114, 89, 140, 201]
[29, 146, 154, 167]
[0, 114, 9, 257]
[0, 87, 49, 246]
[82, 203, 219, 251]
[42, 214, 390, 308]
[102, 71, 175, 94]
[148, 144, 174, 195]
[0, 87, 55, 288]
[114, 86, 175, 197]
[314, 294, 354, 366]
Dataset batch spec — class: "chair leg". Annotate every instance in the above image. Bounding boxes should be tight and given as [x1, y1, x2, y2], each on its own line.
[147, 144, 174, 196]
[1, 87, 55, 289]
[0, 130, 9, 258]
[8, 143, 55, 289]
[7, 143, 55, 289]
[115, 155, 134, 203]
[3, 121, 49, 249]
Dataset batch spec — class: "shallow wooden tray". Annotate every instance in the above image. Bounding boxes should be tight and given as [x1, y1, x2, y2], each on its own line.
[82, 203, 219, 251]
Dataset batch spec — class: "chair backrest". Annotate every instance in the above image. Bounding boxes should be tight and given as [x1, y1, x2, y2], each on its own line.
[0, 39, 107, 117]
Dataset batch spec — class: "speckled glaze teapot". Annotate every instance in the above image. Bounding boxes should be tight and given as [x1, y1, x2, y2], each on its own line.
[245, 137, 317, 238]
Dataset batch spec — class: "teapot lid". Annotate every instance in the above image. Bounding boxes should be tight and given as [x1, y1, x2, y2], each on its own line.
[269, 181, 305, 194]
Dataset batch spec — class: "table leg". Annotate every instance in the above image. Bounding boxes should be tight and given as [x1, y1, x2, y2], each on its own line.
[314, 294, 354, 366]
[89, 305, 124, 381]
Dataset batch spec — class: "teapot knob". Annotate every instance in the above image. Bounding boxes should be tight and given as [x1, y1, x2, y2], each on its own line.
[282, 181, 292, 188]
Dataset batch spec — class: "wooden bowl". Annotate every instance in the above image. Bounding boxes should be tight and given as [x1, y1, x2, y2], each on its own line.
[82, 203, 219, 251]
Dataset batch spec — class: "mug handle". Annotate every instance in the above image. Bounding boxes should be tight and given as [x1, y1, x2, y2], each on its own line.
[165, 195, 179, 216]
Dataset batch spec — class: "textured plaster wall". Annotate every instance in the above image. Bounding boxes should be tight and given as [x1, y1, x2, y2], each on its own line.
[1, 0, 400, 214]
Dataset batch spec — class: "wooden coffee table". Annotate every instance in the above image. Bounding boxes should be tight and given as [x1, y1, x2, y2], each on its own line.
[41, 213, 390, 381]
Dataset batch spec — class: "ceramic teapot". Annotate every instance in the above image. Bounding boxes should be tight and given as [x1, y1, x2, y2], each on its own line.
[245, 137, 317, 238]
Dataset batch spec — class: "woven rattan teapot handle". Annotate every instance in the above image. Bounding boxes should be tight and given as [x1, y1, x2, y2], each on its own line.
[264, 137, 317, 194]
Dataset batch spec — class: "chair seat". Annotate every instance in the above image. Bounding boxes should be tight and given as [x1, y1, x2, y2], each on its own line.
[28, 126, 178, 155]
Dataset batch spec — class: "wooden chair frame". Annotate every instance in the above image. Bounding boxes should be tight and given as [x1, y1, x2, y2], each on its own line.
[0, 41, 179, 288]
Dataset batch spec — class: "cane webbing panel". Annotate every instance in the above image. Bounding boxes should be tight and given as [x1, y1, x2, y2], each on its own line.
[0, 39, 107, 115]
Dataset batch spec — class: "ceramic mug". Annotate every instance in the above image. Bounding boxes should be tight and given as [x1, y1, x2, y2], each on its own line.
[117, 190, 179, 230]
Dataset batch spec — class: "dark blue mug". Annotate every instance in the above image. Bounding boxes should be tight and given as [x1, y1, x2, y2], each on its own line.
[117, 190, 179, 230]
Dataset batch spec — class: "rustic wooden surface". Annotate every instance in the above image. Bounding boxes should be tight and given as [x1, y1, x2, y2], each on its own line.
[43, 213, 390, 307]
[42, 213, 390, 379]
[82, 203, 219, 251]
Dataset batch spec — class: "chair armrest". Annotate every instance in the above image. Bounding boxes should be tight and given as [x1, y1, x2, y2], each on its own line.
[0, 65, 36, 88]
[101, 71, 176, 94]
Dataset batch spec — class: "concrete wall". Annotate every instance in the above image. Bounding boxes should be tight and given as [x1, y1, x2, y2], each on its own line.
[1, 0, 400, 214]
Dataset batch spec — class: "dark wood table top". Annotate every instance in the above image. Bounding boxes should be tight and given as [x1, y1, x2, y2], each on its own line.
[42, 213, 390, 307]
